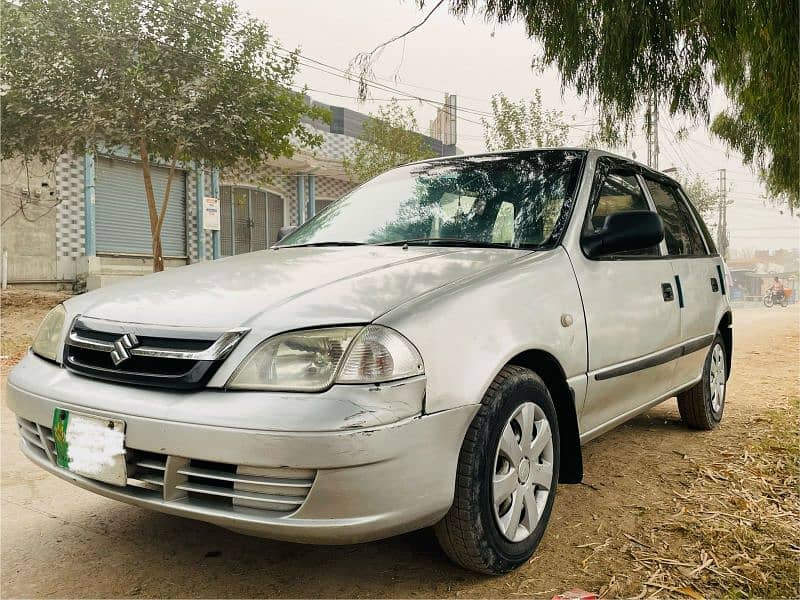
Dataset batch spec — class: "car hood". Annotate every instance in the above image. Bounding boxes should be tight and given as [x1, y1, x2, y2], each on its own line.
[67, 246, 532, 330]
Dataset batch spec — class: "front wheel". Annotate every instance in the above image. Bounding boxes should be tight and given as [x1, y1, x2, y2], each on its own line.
[763, 294, 774, 308]
[434, 366, 559, 574]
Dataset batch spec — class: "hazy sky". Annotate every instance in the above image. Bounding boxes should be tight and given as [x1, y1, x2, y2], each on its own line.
[240, 0, 799, 253]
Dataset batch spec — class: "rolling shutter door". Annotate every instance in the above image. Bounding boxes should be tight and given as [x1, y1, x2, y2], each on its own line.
[95, 158, 187, 256]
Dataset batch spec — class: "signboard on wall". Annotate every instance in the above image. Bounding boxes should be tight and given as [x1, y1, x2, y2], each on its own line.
[203, 196, 220, 230]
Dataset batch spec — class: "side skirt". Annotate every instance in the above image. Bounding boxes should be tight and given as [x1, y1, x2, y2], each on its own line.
[578, 375, 702, 446]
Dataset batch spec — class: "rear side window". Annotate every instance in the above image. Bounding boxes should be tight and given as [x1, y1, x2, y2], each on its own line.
[645, 179, 708, 256]
[680, 189, 717, 254]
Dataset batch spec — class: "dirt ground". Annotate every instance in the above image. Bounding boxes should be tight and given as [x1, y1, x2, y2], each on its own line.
[1, 289, 798, 598]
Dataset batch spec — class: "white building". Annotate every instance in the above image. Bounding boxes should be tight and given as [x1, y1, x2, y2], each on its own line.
[0, 99, 457, 289]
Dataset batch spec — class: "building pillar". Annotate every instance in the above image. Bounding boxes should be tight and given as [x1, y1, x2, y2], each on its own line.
[307, 174, 317, 220]
[195, 164, 205, 261]
[296, 174, 306, 225]
[211, 168, 220, 260]
[83, 151, 96, 256]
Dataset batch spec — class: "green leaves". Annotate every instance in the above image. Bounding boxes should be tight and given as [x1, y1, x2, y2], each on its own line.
[0, 0, 324, 168]
[426, 0, 798, 207]
[1, 0, 327, 271]
[481, 91, 569, 151]
[678, 170, 723, 219]
[343, 99, 437, 183]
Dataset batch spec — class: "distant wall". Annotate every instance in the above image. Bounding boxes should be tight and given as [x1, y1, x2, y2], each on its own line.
[0, 157, 61, 285]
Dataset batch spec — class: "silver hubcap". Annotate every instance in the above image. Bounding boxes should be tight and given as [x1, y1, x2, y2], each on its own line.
[709, 343, 726, 413]
[492, 402, 554, 543]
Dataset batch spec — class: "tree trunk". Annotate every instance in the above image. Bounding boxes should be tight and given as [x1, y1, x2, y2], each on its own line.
[138, 139, 165, 272]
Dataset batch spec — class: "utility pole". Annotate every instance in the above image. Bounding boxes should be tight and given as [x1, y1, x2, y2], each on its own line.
[652, 94, 659, 170]
[717, 168, 728, 257]
[645, 92, 659, 169]
[645, 96, 652, 167]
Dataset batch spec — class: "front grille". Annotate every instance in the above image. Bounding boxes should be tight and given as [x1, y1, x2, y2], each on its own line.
[17, 417, 55, 461]
[127, 449, 167, 494]
[17, 418, 314, 516]
[63, 316, 249, 389]
[176, 460, 314, 513]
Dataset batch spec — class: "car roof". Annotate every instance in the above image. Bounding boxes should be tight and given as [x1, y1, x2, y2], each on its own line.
[404, 147, 682, 188]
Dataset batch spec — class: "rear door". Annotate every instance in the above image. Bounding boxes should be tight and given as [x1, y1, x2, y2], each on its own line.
[571, 163, 682, 438]
[642, 177, 720, 387]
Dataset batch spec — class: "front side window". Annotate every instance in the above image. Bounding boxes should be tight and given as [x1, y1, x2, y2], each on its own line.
[279, 150, 586, 248]
[645, 179, 707, 256]
[586, 170, 659, 256]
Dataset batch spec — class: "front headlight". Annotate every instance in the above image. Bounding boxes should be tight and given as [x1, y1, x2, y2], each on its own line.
[31, 304, 67, 362]
[228, 325, 424, 391]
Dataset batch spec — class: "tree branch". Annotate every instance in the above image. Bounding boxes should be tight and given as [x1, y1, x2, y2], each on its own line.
[138, 138, 165, 272]
[350, 0, 446, 101]
[155, 141, 182, 241]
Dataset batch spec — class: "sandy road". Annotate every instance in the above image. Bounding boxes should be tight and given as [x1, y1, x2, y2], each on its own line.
[1, 296, 798, 598]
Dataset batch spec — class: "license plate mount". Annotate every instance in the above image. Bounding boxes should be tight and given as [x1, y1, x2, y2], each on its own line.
[52, 409, 127, 487]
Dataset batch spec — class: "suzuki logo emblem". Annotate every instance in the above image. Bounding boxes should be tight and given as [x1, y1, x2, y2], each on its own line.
[110, 333, 139, 366]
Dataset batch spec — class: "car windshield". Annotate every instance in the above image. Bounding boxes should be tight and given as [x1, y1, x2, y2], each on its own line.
[279, 150, 586, 248]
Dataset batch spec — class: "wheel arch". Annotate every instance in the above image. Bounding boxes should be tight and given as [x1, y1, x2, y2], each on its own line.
[506, 349, 583, 484]
[718, 311, 733, 380]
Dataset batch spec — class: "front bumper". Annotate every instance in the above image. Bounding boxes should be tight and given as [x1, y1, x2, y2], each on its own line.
[7, 354, 477, 544]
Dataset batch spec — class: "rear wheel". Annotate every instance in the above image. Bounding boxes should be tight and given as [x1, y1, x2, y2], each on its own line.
[678, 334, 727, 430]
[434, 366, 559, 574]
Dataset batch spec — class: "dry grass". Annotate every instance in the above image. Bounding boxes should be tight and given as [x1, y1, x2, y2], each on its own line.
[0, 288, 70, 374]
[600, 399, 800, 599]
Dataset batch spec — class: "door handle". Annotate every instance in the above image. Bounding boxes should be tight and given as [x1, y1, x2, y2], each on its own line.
[710, 277, 719, 292]
[662, 283, 674, 302]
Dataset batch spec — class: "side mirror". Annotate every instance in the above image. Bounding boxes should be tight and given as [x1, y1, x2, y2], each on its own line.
[583, 210, 664, 258]
[277, 225, 297, 242]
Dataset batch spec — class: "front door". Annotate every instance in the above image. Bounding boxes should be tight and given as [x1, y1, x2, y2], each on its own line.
[570, 166, 682, 438]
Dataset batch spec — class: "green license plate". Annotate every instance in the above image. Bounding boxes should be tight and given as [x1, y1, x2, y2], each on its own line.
[52, 409, 127, 486]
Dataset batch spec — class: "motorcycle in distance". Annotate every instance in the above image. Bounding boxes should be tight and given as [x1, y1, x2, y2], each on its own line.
[763, 288, 789, 308]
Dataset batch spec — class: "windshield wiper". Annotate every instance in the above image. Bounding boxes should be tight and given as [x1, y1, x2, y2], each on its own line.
[378, 238, 520, 249]
[276, 241, 368, 248]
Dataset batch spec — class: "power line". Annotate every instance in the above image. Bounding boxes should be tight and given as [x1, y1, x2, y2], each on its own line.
[137, 0, 607, 136]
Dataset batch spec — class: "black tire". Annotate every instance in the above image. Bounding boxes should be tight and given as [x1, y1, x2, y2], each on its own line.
[763, 295, 774, 308]
[434, 365, 560, 574]
[677, 334, 727, 430]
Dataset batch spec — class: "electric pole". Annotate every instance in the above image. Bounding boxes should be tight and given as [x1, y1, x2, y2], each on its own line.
[645, 93, 659, 169]
[717, 168, 728, 258]
[652, 94, 659, 170]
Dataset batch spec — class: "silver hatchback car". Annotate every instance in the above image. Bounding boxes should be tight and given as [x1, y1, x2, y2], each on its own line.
[9, 149, 732, 573]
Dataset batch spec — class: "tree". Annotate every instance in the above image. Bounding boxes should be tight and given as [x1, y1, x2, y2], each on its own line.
[482, 91, 569, 151]
[677, 171, 722, 219]
[1, 0, 327, 271]
[359, 1, 798, 207]
[343, 100, 437, 183]
[674, 170, 732, 254]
